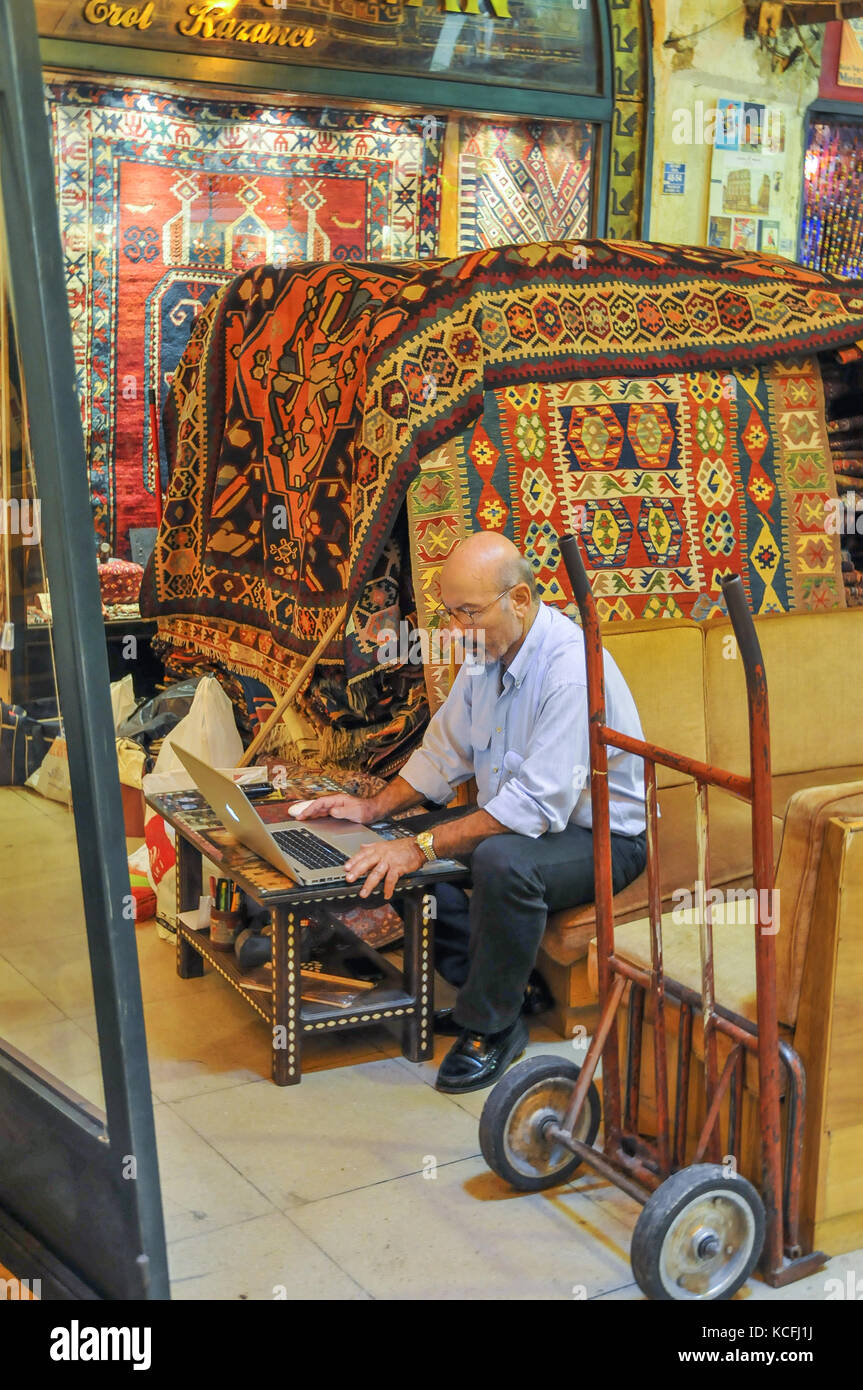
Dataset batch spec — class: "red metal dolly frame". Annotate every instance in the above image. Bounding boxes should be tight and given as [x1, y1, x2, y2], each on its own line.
[479, 532, 827, 1300]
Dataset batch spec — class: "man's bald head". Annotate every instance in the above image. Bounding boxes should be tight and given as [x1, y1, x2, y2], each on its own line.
[438, 533, 539, 665]
[440, 532, 537, 603]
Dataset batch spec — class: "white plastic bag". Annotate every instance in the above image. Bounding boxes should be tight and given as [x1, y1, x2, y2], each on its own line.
[143, 676, 243, 937]
[110, 674, 136, 732]
[153, 674, 243, 773]
[25, 736, 72, 806]
[116, 736, 146, 790]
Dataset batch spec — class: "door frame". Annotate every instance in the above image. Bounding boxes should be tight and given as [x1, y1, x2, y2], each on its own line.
[0, 0, 168, 1301]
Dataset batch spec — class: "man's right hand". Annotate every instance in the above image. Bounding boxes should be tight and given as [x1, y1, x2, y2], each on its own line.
[293, 793, 379, 824]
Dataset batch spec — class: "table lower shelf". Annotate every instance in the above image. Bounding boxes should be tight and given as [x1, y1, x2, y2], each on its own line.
[177, 911, 418, 1034]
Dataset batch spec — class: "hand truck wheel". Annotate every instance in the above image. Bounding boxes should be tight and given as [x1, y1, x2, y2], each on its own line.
[479, 1055, 601, 1192]
[630, 1163, 766, 1301]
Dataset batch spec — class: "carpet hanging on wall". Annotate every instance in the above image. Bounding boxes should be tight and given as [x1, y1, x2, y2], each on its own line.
[407, 359, 845, 708]
[457, 116, 593, 250]
[46, 76, 444, 554]
[141, 240, 863, 766]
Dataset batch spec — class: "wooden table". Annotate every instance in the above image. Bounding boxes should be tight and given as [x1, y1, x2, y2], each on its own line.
[146, 784, 468, 1086]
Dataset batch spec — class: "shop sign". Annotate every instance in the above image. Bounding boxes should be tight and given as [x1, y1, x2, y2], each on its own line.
[36, 0, 601, 97]
[839, 18, 863, 89]
[91, 1, 318, 47]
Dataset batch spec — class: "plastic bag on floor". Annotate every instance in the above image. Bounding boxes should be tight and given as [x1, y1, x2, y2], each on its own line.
[143, 676, 243, 937]
[118, 677, 202, 752]
[110, 674, 136, 732]
[116, 737, 146, 789]
[25, 736, 72, 806]
[127, 842, 157, 922]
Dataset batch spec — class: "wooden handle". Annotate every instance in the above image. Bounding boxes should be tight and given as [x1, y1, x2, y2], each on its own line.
[239, 604, 348, 767]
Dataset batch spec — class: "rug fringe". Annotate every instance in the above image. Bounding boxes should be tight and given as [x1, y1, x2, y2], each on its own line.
[261, 722, 370, 770]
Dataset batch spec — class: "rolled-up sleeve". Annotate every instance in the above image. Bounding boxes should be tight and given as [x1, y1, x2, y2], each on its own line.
[483, 681, 590, 837]
[400, 666, 476, 805]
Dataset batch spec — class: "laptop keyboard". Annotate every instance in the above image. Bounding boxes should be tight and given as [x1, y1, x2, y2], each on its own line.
[272, 828, 349, 872]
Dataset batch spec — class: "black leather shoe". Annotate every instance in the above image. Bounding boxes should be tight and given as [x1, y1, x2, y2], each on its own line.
[435, 1016, 529, 1094]
[523, 969, 554, 1016]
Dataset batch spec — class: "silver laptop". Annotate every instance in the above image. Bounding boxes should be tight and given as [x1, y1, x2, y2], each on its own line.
[172, 743, 390, 886]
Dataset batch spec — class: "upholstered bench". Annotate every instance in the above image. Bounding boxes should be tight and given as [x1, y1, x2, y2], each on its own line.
[539, 607, 863, 1039]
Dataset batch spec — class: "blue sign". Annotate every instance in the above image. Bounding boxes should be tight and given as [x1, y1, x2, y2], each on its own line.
[663, 162, 686, 195]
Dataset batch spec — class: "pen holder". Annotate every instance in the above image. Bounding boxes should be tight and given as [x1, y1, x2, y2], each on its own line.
[209, 908, 242, 951]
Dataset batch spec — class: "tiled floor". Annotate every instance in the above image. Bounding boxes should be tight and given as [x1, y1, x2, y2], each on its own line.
[1, 785, 860, 1301]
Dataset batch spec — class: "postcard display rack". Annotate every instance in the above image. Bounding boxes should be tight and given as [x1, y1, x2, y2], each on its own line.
[707, 99, 799, 259]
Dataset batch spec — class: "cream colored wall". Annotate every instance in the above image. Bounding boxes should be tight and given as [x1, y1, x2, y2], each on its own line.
[648, 0, 822, 249]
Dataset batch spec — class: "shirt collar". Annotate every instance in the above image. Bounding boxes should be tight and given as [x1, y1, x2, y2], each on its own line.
[502, 602, 550, 689]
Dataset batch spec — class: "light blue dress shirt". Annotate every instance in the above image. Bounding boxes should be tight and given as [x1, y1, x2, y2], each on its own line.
[401, 601, 647, 838]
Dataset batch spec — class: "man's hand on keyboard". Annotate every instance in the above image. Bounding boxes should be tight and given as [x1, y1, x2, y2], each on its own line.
[345, 837, 426, 899]
[293, 793, 378, 824]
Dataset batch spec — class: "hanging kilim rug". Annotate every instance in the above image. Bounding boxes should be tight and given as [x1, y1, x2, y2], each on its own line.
[458, 116, 592, 250]
[45, 76, 444, 554]
[141, 240, 863, 765]
[407, 360, 845, 709]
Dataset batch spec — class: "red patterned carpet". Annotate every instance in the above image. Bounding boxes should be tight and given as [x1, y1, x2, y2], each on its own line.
[47, 77, 443, 553]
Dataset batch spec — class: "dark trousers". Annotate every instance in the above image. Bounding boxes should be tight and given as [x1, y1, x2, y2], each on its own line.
[434, 823, 647, 1035]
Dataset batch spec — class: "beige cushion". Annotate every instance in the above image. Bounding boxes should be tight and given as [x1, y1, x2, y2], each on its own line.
[542, 783, 783, 965]
[598, 903, 760, 1024]
[583, 782, 863, 1034]
[603, 618, 707, 790]
[586, 921, 792, 1095]
[771, 766, 863, 819]
[705, 609, 863, 779]
[774, 781, 863, 1024]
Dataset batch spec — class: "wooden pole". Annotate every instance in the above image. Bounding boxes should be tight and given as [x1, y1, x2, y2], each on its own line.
[239, 604, 348, 767]
[148, 388, 163, 526]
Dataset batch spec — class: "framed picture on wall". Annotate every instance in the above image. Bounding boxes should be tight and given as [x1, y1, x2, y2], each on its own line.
[707, 101, 798, 260]
[758, 219, 781, 253]
[732, 216, 757, 250]
[708, 215, 732, 248]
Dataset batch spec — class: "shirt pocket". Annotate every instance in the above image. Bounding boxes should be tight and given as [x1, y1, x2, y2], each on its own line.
[503, 749, 525, 776]
[470, 704, 493, 752]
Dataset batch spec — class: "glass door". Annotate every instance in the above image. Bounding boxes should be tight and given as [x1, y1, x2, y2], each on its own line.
[0, 0, 167, 1300]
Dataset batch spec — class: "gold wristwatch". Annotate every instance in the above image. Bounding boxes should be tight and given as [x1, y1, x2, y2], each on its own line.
[416, 829, 437, 863]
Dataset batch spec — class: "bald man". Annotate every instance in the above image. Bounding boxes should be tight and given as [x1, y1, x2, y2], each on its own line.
[297, 533, 647, 1093]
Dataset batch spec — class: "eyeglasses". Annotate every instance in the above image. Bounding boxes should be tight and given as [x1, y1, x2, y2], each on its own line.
[435, 586, 515, 627]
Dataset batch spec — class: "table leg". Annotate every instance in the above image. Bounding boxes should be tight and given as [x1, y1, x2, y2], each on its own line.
[175, 835, 204, 980]
[271, 904, 302, 1086]
[401, 889, 435, 1063]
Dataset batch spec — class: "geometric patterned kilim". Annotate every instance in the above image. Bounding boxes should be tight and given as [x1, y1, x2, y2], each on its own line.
[458, 116, 592, 251]
[46, 75, 444, 554]
[408, 358, 846, 709]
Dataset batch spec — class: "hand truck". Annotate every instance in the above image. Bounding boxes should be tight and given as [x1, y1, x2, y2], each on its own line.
[478, 532, 827, 1300]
